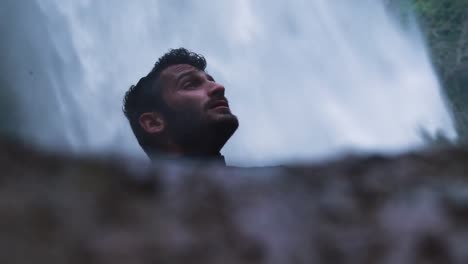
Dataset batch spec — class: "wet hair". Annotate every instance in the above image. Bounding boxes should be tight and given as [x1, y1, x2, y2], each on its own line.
[122, 48, 207, 154]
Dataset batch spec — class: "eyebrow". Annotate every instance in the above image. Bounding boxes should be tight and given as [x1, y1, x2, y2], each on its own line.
[176, 70, 200, 82]
[176, 70, 213, 84]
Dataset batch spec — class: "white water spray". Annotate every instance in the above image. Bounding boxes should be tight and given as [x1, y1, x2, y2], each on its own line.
[1, 0, 456, 166]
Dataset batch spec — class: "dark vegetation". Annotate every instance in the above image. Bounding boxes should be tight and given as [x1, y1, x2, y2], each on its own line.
[407, 0, 468, 140]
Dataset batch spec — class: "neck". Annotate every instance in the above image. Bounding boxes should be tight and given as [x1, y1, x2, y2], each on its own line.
[147, 144, 226, 166]
[149, 151, 226, 166]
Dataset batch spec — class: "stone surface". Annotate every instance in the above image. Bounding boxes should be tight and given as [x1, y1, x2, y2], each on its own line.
[2, 139, 468, 263]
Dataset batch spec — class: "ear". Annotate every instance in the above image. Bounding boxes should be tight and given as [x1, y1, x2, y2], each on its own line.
[139, 112, 165, 134]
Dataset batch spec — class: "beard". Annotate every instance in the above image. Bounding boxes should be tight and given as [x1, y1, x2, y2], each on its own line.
[161, 104, 239, 156]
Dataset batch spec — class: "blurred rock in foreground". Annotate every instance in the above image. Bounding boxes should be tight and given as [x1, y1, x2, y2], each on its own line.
[2, 139, 468, 264]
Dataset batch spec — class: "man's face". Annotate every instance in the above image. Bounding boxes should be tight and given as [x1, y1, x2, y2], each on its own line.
[158, 64, 239, 153]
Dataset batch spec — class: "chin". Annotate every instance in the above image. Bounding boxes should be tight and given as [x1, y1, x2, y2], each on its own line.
[211, 112, 238, 124]
[210, 116, 239, 149]
[209, 111, 238, 129]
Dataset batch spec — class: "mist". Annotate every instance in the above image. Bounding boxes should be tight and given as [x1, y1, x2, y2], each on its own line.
[0, 0, 455, 166]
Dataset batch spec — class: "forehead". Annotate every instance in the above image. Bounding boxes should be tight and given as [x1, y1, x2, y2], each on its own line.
[160, 64, 202, 81]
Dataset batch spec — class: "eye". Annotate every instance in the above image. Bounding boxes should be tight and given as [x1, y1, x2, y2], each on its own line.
[207, 75, 215, 82]
[182, 78, 201, 89]
[183, 81, 196, 89]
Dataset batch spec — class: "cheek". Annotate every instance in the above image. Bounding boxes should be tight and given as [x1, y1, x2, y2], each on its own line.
[173, 92, 207, 110]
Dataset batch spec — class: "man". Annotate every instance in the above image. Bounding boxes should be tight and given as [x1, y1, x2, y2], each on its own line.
[123, 48, 239, 165]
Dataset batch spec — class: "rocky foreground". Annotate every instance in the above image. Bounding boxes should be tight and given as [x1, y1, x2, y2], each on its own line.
[1, 140, 468, 264]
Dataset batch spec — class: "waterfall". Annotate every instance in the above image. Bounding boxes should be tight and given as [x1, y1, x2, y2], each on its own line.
[0, 0, 456, 166]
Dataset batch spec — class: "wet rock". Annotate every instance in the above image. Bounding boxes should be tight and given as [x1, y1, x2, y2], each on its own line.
[1, 139, 468, 263]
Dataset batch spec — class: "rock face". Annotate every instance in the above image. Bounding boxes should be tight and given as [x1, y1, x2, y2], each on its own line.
[2, 140, 468, 264]
[409, 1, 468, 140]
[447, 64, 468, 137]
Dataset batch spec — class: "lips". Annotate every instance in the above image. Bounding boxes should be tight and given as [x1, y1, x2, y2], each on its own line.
[208, 99, 229, 109]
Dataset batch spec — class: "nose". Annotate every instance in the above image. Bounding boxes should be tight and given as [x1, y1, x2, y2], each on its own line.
[207, 81, 225, 97]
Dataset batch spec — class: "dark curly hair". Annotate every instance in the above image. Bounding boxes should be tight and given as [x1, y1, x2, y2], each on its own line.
[122, 48, 207, 154]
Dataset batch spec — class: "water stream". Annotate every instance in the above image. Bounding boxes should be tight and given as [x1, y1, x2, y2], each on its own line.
[0, 0, 456, 166]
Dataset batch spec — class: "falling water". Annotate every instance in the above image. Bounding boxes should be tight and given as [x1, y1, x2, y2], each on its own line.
[0, 0, 456, 166]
